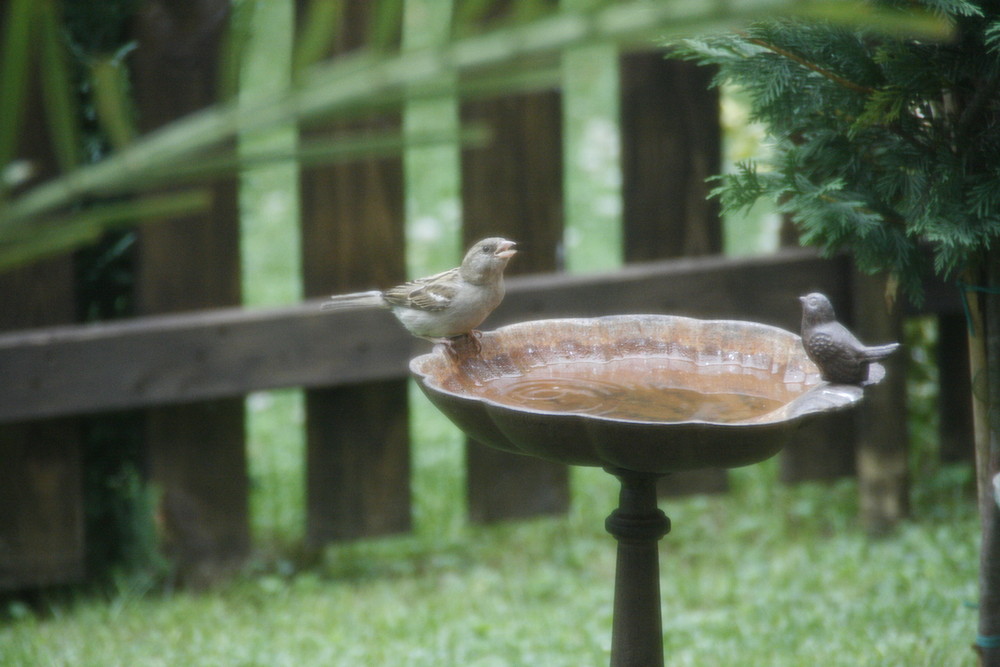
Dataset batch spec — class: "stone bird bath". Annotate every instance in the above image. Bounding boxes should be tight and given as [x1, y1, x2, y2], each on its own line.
[410, 315, 874, 666]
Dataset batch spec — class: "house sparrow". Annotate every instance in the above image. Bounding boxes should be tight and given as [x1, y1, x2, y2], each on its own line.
[799, 292, 900, 385]
[320, 237, 517, 347]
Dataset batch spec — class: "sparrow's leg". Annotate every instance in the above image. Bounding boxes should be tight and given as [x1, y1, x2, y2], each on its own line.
[426, 336, 466, 358]
[435, 332, 481, 357]
[467, 330, 483, 354]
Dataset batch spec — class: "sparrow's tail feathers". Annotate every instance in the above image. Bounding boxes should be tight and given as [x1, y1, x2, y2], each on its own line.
[863, 342, 901, 360]
[320, 291, 384, 311]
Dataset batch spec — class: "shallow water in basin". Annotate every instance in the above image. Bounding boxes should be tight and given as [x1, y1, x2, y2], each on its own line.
[472, 360, 788, 423]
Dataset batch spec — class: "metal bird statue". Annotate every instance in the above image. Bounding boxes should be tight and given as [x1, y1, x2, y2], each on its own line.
[799, 292, 900, 385]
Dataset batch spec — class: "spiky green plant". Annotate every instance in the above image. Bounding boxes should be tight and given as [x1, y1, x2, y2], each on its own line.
[0, 0, 944, 270]
[675, 4, 999, 297]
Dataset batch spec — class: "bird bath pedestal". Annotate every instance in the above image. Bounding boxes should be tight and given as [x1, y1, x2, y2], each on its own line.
[410, 315, 877, 666]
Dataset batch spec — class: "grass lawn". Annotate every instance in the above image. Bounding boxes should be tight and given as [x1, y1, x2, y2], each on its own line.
[0, 457, 978, 666]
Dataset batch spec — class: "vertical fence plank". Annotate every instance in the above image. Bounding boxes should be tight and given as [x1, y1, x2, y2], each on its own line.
[777, 252, 858, 483]
[298, 0, 411, 546]
[620, 55, 721, 260]
[0, 0, 84, 586]
[0, 417, 83, 590]
[780, 409, 857, 483]
[461, 89, 571, 522]
[938, 313, 975, 464]
[619, 54, 728, 497]
[778, 262, 856, 484]
[0, 267, 82, 589]
[854, 272, 909, 534]
[773, 224, 862, 490]
[131, 0, 249, 585]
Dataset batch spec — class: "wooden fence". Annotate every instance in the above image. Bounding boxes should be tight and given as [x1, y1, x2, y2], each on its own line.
[0, 0, 969, 590]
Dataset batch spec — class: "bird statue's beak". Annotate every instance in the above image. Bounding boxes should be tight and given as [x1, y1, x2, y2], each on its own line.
[495, 240, 517, 259]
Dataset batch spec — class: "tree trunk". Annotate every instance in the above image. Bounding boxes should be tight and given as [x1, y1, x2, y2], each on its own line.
[853, 271, 909, 534]
[972, 249, 1000, 666]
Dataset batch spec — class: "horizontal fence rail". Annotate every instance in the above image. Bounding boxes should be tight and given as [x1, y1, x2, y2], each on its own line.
[0, 247, 961, 424]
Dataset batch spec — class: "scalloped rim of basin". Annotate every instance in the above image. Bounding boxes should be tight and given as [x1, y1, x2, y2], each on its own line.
[410, 315, 864, 428]
[411, 315, 870, 472]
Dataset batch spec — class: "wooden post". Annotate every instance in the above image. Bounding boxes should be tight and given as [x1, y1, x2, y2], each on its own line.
[853, 272, 909, 534]
[778, 268, 857, 483]
[778, 270, 856, 484]
[0, 0, 84, 587]
[619, 53, 727, 496]
[0, 417, 83, 590]
[938, 313, 975, 464]
[620, 55, 722, 260]
[298, 0, 412, 545]
[0, 270, 82, 589]
[973, 253, 1000, 667]
[131, 0, 249, 585]
[775, 245, 857, 482]
[461, 88, 571, 522]
[779, 409, 857, 483]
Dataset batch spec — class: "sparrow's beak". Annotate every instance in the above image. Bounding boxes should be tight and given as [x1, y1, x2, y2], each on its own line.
[798, 296, 807, 304]
[495, 240, 517, 259]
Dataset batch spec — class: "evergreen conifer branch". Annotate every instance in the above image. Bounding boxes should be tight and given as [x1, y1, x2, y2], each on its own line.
[674, 2, 1000, 299]
[743, 36, 876, 95]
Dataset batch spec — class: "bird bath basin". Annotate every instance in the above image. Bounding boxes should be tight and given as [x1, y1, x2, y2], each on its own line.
[410, 315, 873, 666]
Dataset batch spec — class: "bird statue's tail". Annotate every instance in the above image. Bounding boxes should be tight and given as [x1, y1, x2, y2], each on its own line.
[863, 342, 901, 361]
[320, 290, 384, 311]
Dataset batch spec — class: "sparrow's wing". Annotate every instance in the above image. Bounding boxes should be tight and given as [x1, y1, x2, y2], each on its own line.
[383, 268, 459, 312]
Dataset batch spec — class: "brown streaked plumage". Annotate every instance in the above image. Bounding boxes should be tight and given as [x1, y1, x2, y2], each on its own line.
[320, 237, 517, 345]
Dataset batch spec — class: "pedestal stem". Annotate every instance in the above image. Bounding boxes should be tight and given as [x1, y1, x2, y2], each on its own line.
[605, 469, 671, 667]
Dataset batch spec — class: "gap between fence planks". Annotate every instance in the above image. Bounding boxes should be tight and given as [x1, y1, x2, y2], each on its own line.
[1, 248, 854, 425]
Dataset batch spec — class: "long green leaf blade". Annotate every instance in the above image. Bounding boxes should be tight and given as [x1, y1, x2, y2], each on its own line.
[292, 0, 344, 75]
[0, 189, 212, 271]
[89, 56, 137, 150]
[36, 0, 83, 172]
[0, 0, 950, 268]
[0, 0, 36, 175]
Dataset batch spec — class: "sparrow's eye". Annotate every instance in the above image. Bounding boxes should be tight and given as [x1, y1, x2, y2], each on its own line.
[481, 244, 495, 254]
